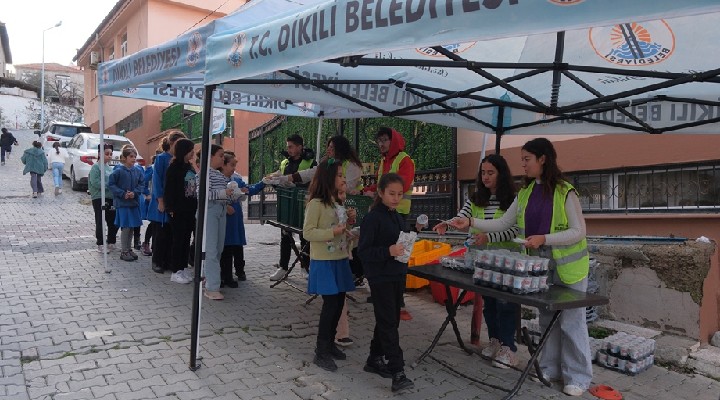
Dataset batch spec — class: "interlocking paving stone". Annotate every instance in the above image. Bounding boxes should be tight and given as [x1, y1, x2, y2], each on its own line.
[2, 129, 720, 400]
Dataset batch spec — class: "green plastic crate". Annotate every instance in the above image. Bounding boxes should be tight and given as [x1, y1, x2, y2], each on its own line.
[294, 188, 308, 229]
[276, 187, 298, 226]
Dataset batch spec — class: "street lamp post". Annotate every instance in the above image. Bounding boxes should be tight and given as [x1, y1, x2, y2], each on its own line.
[40, 21, 62, 131]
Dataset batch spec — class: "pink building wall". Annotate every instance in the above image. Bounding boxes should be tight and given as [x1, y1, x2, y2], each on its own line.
[78, 0, 246, 161]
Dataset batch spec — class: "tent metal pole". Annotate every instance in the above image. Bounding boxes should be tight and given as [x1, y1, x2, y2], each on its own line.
[561, 70, 655, 132]
[495, 106, 505, 155]
[558, 68, 720, 113]
[550, 32, 565, 110]
[190, 84, 217, 371]
[451, 128, 458, 214]
[430, 46, 548, 111]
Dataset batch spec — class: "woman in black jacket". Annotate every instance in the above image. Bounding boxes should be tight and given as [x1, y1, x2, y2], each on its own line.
[357, 173, 414, 393]
[163, 139, 197, 284]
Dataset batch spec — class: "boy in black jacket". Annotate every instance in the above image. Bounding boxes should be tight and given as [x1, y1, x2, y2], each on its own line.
[358, 173, 414, 393]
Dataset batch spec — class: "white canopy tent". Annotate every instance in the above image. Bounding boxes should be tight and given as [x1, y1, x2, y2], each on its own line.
[95, 0, 720, 377]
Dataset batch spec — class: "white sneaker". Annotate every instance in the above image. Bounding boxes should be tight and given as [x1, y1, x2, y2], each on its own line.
[481, 338, 502, 358]
[491, 346, 518, 369]
[97, 245, 108, 253]
[171, 271, 192, 284]
[269, 267, 287, 281]
[563, 385, 584, 397]
[107, 244, 115, 252]
[180, 268, 194, 281]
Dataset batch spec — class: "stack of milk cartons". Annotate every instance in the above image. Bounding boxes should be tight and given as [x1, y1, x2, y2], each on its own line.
[594, 332, 656, 375]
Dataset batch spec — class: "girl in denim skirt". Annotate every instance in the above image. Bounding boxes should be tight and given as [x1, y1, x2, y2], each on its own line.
[303, 158, 355, 372]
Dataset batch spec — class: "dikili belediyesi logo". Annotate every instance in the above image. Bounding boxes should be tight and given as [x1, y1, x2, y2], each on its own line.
[590, 20, 675, 66]
[186, 31, 202, 67]
[227, 33, 247, 67]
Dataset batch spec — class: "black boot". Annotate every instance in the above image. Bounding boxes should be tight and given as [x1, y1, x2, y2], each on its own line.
[391, 371, 414, 392]
[364, 356, 392, 378]
[313, 341, 337, 372]
[329, 343, 346, 360]
[152, 262, 164, 274]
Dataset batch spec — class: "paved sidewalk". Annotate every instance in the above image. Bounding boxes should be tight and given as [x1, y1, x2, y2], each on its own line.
[1, 130, 719, 400]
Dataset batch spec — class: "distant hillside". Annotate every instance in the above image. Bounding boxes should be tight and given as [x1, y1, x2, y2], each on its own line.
[0, 94, 82, 129]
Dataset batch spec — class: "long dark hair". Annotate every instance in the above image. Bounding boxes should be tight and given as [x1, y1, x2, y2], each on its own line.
[53, 141, 60, 154]
[471, 154, 515, 211]
[171, 139, 194, 165]
[308, 158, 341, 207]
[328, 135, 362, 167]
[371, 173, 405, 209]
[522, 138, 565, 196]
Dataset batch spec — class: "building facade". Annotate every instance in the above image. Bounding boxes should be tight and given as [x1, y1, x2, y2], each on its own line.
[73, 0, 271, 168]
[14, 63, 83, 106]
[0, 21, 12, 78]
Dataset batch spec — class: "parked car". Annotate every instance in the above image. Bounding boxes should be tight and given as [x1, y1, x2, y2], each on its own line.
[62, 133, 145, 191]
[36, 121, 93, 151]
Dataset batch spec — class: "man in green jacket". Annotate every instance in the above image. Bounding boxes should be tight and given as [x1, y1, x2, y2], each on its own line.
[270, 134, 317, 281]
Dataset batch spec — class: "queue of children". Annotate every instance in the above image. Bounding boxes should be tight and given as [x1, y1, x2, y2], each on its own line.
[85, 127, 592, 397]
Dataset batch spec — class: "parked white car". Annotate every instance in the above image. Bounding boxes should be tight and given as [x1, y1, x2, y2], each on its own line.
[62, 133, 145, 191]
[36, 121, 92, 151]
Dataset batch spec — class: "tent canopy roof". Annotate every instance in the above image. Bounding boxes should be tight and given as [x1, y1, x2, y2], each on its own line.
[99, 0, 720, 135]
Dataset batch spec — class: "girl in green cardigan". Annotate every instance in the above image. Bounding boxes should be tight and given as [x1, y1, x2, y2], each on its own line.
[303, 158, 356, 372]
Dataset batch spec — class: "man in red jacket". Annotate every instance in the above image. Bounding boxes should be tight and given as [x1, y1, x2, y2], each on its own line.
[363, 127, 416, 321]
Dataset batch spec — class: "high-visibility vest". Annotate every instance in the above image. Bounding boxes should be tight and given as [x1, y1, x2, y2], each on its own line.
[378, 152, 414, 214]
[516, 180, 589, 284]
[469, 202, 519, 251]
[280, 157, 314, 174]
[342, 160, 364, 193]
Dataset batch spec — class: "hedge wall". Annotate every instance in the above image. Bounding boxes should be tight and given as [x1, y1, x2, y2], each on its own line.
[160, 104, 232, 142]
[248, 117, 454, 182]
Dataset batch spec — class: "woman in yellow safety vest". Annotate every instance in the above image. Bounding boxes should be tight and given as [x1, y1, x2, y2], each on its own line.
[449, 138, 591, 397]
[434, 154, 520, 369]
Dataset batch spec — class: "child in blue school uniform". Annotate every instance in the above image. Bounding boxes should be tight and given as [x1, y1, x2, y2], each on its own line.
[140, 154, 156, 256]
[109, 147, 144, 262]
[219, 151, 264, 286]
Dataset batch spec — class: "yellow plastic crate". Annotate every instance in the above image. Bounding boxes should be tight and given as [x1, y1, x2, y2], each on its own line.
[406, 240, 452, 289]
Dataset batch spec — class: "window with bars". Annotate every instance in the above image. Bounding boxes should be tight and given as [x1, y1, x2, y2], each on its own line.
[569, 163, 720, 212]
[460, 162, 720, 213]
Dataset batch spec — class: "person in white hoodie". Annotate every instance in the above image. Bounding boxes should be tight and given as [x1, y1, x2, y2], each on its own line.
[47, 142, 68, 195]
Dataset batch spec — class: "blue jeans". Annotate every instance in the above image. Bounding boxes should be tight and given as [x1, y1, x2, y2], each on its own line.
[204, 201, 227, 291]
[539, 271, 593, 389]
[51, 162, 63, 188]
[482, 296, 520, 351]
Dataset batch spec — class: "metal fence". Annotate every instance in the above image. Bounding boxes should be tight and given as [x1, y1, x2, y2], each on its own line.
[568, 161, 720, 213]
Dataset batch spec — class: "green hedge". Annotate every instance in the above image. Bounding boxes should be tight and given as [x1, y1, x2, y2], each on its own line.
[160, 104, 232, 142]
[249, 117, 454, 182]
[160, 104, 183, 131]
